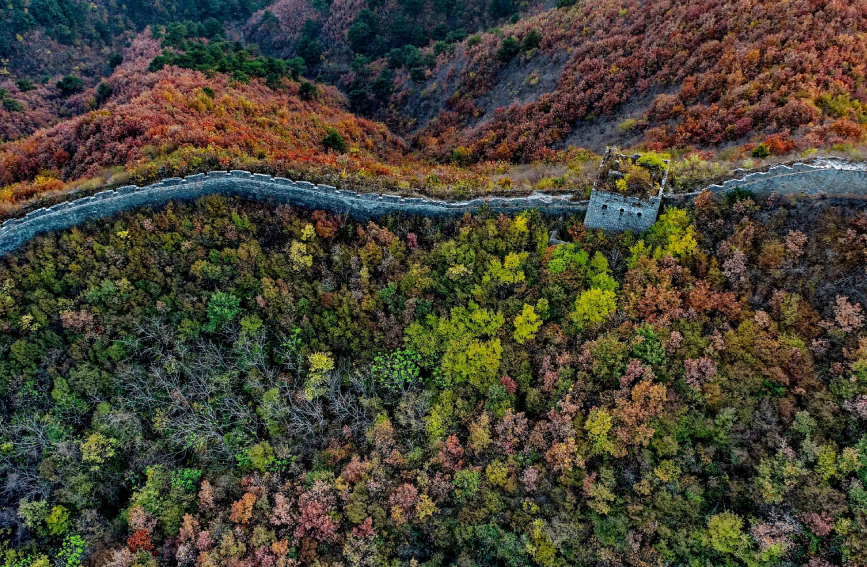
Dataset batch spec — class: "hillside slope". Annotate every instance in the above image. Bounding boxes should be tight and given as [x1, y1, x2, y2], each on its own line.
[7, 0, 867, 219]
[0, 0, 271, 77]
[8, 0, 867, 169]
[0, 35, 418, 215]
[383, 0, 867, 161]
[240, 0, 508, 69]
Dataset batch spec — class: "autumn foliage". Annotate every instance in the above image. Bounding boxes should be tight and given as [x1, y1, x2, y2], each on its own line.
[405, 0, 867, 161]
[1, 189, 866, 566]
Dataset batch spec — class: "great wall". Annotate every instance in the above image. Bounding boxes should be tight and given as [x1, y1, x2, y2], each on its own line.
[1, 159, 866, 256]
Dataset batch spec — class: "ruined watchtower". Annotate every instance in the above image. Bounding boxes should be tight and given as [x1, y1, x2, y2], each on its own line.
[584, 148, 670, 233]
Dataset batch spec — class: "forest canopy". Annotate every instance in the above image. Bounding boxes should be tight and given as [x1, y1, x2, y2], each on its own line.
[1, 190, 867, 566]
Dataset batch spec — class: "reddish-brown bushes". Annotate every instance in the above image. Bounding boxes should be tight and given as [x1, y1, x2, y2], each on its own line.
[403, 0, 867, 161]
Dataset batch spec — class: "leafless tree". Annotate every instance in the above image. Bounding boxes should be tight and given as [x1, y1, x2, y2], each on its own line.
[116, 317, 380, 460]
[0, 415, 55, 501]
[0, 465, 49, 501]
[6, 414, 54, 461]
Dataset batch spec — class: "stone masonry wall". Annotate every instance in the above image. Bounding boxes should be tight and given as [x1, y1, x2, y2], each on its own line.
[3, 160, 867, 257]
[587, 159, 867, 232]
[584, 148, 669, 233]
[664, 161, 867, 203]
[0, 171, 589, 257]
[584, 191, 662, 233]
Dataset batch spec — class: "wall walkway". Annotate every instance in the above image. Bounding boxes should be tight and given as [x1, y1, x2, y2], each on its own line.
[2, 159, 867, 256]
[0, 171, 588, 256]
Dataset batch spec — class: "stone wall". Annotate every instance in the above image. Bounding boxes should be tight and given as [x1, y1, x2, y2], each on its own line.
[584, 148, 669, 233]
[0, 171, 589, 257]
[4, 160, 867, 257]
[583, 190, 662, 233]
[664, 160, 867, 203]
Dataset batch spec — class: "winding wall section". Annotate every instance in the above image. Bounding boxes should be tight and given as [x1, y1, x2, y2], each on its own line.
[0, 171, 587, 256]
[667, 160, 867, 201]
[1, 160, 866, 257]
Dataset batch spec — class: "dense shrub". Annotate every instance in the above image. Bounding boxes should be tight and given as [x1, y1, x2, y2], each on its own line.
[55, 75, 84, 97]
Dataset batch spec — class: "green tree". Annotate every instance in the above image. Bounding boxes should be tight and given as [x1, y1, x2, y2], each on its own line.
[204, 292, 241, 332]
[2, 98, 24, 111]
[497, 36, 520, 62]
[513, 303, 541, 344]
[45, 505, 70, 535]
[571, 288, 617, 330]
[347, 9, 378, 54]
[323, 128, 347, 153]
[18, 500, 49, 534]
[171, 468, 203, 491]
[751, 142, 771, 158]
[453, 469, 481, 501]
[57, 535, 85, 567]
[372, 69, 394, 101]
[548, 243, 589, 275]
[298, 35, 324, 66]
[406, 303, 505, 390]
[707, 512, 745, 554]
[55, 75, 84, 97]
[299, 81, 318, 101]
[488, 0, 514, 18]
[16, 77, 35, 91]
[371, 349, 421, 392]
[585, 407, 615, 456]
[95, 82, 112, 105]
[522, 29, 542, 51]
[202, 17, 224, 38]
[304, 351, 335, 399]
[247, 441, 275, 472]
[648, 208, 697, 258]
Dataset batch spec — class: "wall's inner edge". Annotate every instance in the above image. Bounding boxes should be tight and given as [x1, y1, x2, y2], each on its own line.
[0, 172, 588, 256]
[2, 161, 866, 255]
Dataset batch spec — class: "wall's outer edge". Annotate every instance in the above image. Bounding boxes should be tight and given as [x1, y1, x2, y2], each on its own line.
[0, 175, 589, 256]
[662, 161, 867, 203]
[3, 160, 867, 255]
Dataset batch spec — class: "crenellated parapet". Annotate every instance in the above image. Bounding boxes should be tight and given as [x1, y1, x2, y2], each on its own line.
[0, 171, 589, 256]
